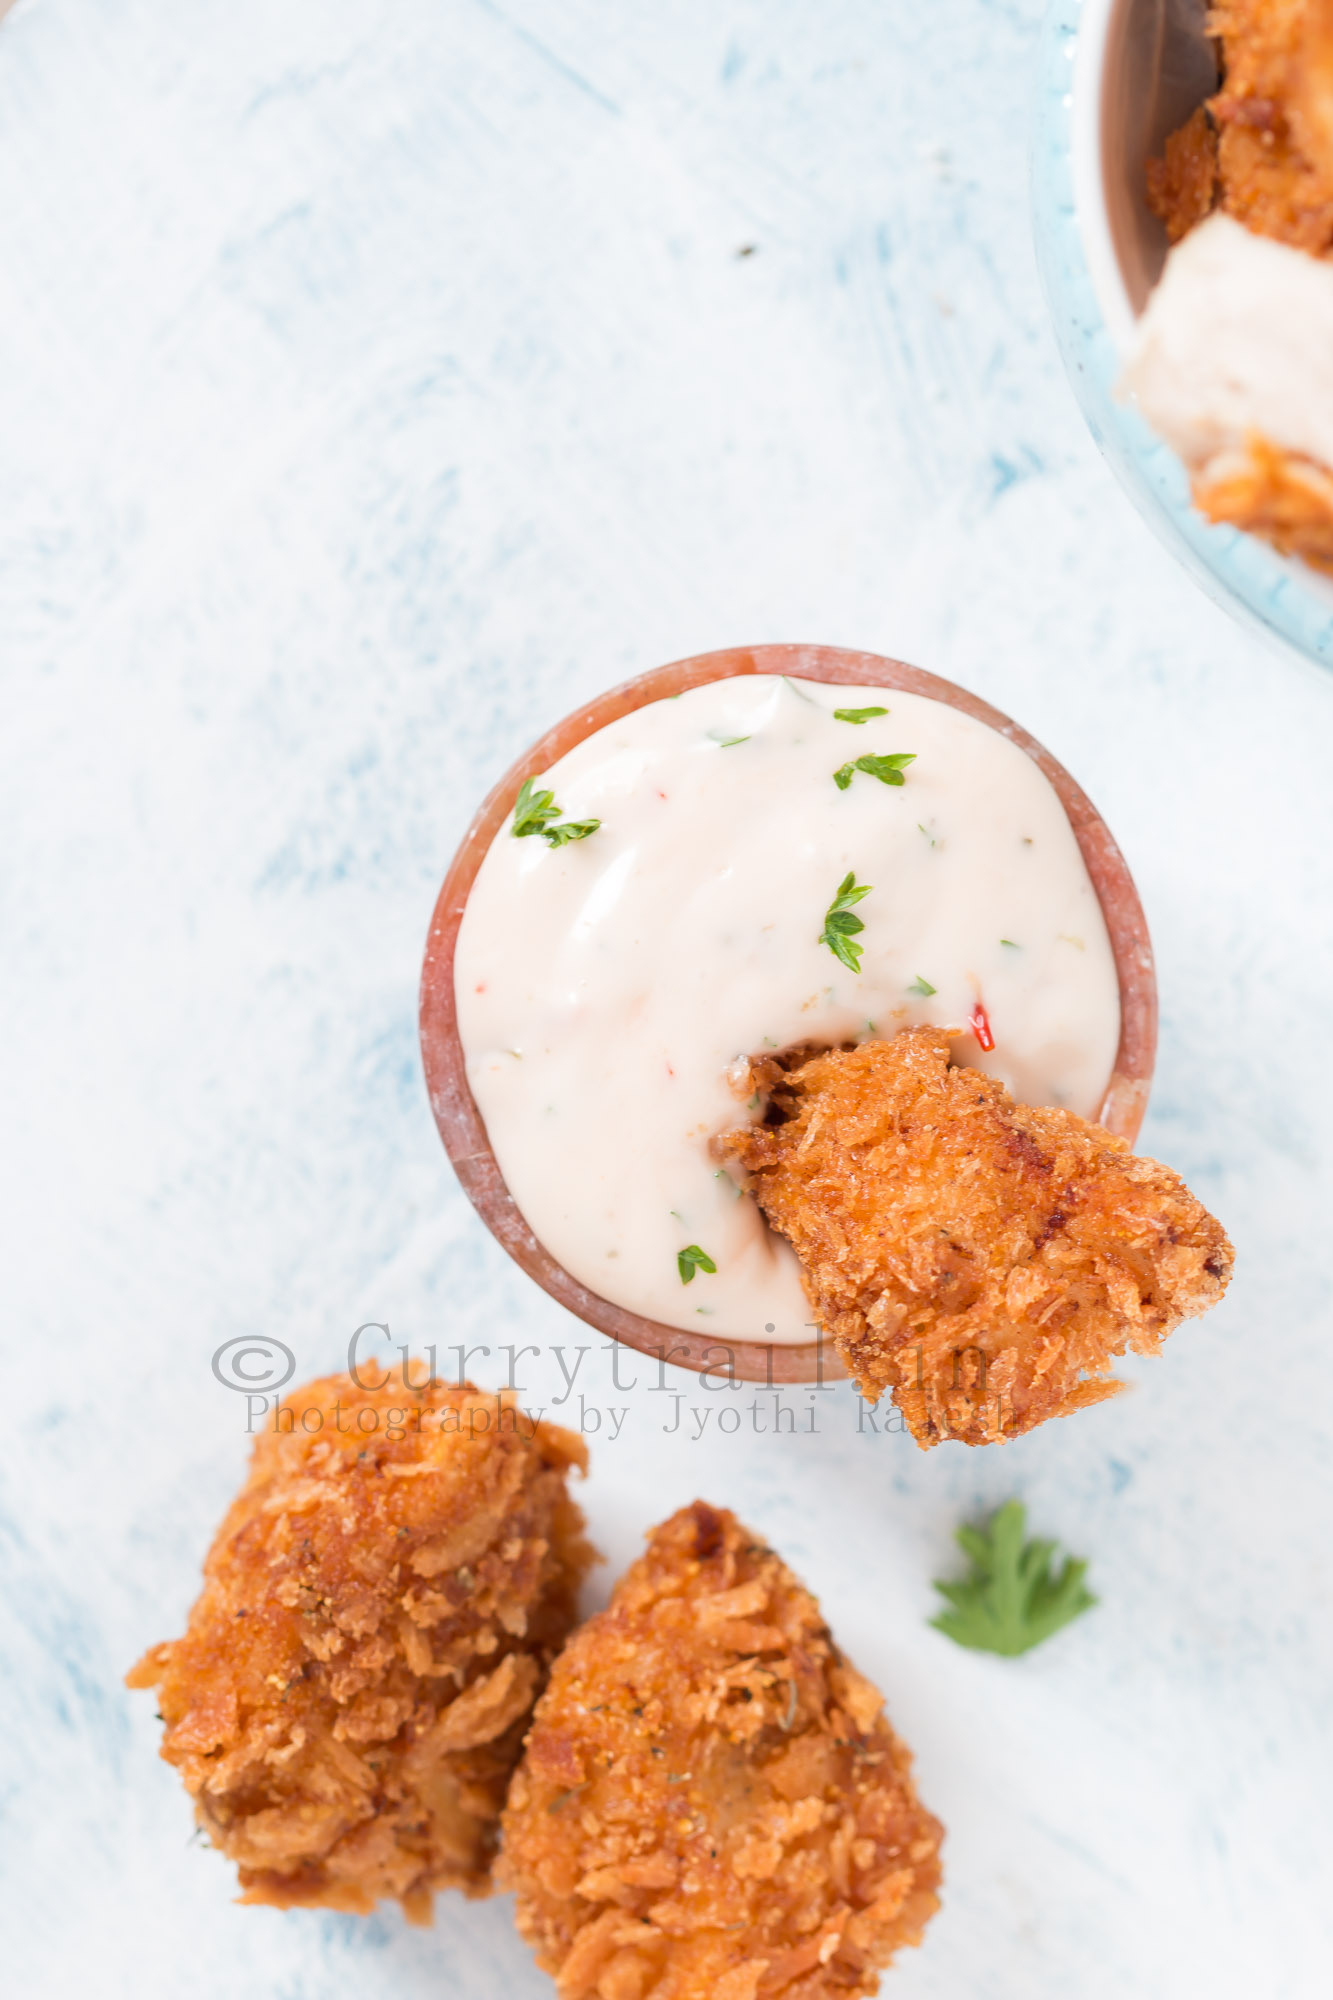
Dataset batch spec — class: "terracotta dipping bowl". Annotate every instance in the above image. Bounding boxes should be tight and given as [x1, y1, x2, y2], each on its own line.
[420, 644, 1158, 1386]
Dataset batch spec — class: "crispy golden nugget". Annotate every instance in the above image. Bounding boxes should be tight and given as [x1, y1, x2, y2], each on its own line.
[719, 1032, 1232, 1448]
[1148, 2, 1333, 251]
[1294, 0, 1333, 177]
[1194, 431, 1333, 570]
[1209, 0, 1333, 251]
[1146, 104, 1220, 242]
[127, 1368, 593, 1917]
[500, 1502, 942, 2000]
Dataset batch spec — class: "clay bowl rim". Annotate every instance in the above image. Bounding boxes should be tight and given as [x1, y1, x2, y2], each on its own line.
[420, 643, 1158, 1387]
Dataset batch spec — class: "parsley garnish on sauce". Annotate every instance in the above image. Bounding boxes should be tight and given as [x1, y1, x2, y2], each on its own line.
[832, 706, 889, 723]
[930, 1499, 1096, 1657]
[908, 975, 936, 996]
[511, 778, 561, 838]
[677, 1244, 718, 1284]
[819, 872, 873, 973]
[543, 818, 601, 846]
[511, 777, 601, 848]
[833, 752, 915, 790]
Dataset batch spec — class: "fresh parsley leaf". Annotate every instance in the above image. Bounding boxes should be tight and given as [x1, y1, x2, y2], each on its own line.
[908, 975, 936, 996]
[542, 818, 601, 847]
[855, 752, 915, 786]
[709, 731, 750, 747]
[833, 706, 889, 724]
[832, 752, 915, 791]
[677, 1244, 718, 1284]
[511, 778, 601, 848]
[930, 1499, 1096, 1658]
[512, 778, 562, 838]
[819, 871, 873, 973]
[1000, 938, 1019, 949]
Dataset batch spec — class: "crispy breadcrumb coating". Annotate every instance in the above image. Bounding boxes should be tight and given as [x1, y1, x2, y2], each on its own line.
[500, 1501, 942, 2000]
[1294, 0, 1333, 178]
[1208, 0, 1333, 251]
[1146, 105, 1221, 243]
[1148, 3, 1333, 250]
[127, 1367, 593, 1917]
[718, 1032, 1232, 1448]
[1193, 430, 1333, 569]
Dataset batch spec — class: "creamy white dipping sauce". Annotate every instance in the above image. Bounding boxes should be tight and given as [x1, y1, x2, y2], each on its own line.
[455, 676, 1121, 1343]
[1123, 213, 1333, 479]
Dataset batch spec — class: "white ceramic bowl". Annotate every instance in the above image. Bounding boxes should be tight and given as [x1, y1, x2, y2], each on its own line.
[1034, 0, 1333, 668]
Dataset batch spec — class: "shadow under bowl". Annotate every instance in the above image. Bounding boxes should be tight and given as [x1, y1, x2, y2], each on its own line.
[420, 643, 1158, 1385]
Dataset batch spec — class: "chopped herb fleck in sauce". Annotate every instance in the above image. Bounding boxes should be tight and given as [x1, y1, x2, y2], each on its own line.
[512, 777, 601, 848]
[833, 751, 915, 791]
[677, 1244, 718, 1284]
[819, 871, 873, 973]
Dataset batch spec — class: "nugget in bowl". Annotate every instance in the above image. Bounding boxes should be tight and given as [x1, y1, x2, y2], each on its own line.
[127, 1367, 593, 1916]
[500, 1501, 942, 1999]
[1131, 0, 1333, 572]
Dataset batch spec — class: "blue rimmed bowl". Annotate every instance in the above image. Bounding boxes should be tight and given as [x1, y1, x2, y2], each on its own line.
[1033, 0, 1333, 669]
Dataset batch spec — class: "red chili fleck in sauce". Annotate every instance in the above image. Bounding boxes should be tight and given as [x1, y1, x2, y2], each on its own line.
[969, 1002, 995, 1052]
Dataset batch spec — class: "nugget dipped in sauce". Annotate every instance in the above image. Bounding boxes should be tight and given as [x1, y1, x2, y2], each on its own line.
[719, 1030, 1232, 1448]
[127, 1367, 594, 1917]
[500, 1501, 943, 2000]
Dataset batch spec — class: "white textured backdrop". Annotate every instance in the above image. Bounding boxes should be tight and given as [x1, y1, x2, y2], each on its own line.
[2, 2, 1331, 1996]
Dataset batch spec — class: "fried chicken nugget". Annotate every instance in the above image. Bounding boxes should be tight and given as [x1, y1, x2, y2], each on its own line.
[1293, 0, 1333, 184]
[1193, 430, 1333, 570]
[127, 1367, 594, 1917]
[500, 1502, 942, 2000]
[1208, 0, 1333, 252]
[1146, 104, 1220, 244]
[1147, 1, 1333, 252]
[719, 1031, 1232, 1448]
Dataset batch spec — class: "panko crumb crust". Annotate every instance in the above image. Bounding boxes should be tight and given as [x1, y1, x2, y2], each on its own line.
[720, 1031, 1232, 1448]
[1147, 104, 1221, 244]
[500, 1501, 942, 2000]
[1148, 1, 1333, 254]
[1193, 432, 1333, 572]
[127, 1368, 593, 1917]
